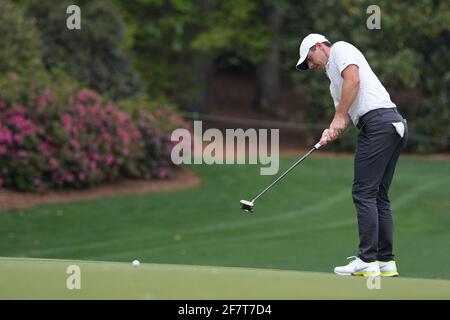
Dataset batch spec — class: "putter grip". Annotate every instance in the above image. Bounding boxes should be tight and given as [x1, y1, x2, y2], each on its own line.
[314, 140, 326, 150]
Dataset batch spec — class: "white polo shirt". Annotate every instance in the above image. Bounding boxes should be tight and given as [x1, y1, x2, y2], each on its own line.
[325, 41, 396, 126]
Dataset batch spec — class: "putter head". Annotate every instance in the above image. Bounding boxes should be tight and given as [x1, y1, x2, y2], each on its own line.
[240, 200, 254, 213]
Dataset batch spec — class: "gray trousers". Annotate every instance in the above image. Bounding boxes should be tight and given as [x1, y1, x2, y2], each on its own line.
[353, 108, 408, 263]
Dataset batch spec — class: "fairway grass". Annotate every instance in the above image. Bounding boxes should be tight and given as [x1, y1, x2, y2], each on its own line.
[0, 257, 449, 299]
[0, 157, 449, 282]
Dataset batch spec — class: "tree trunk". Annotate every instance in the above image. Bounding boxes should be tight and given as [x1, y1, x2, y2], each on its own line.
[255, 1, 284, 113]
[183, 0, 216, 114]
[191, 54, 214, 113]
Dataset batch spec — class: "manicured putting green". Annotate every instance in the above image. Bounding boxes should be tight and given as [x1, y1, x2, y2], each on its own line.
[1, 257, 449, 299]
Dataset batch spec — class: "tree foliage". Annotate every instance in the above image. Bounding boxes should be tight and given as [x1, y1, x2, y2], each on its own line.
[0, 1, 45, 75]
[25, 0, 143, 100]
[4, 0, 449, 153]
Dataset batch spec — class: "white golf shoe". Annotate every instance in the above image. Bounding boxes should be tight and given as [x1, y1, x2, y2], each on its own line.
[334, 256, 381, 277]
[378, 260, 399, 277]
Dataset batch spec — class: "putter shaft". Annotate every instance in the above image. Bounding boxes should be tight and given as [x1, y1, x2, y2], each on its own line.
[251, 144, 320, 203]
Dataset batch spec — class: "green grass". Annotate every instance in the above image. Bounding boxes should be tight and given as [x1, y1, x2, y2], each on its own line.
[0, 156, 449, 283]
[1, 257, 450, 299]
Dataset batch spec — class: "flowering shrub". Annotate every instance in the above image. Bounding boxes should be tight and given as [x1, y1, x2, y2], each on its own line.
[0, 76, 185, 192]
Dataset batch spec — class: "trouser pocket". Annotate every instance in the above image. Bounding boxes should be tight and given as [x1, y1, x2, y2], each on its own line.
[392, 122, 405, 138]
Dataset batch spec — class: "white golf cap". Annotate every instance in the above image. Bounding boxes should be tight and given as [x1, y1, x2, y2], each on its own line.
[296, 33, 329, 70]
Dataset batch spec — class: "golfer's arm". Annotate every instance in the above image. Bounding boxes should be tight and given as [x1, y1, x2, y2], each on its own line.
[336, 64, 360, 121]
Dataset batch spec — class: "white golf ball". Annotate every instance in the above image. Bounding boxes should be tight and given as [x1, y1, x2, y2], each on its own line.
[132, 259, 140, 268]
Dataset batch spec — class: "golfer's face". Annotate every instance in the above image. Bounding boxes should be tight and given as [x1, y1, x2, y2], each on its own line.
[306, 45, 327, 70]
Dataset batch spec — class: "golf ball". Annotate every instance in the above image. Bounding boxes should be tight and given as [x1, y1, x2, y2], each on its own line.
[132, 259, 140, 268]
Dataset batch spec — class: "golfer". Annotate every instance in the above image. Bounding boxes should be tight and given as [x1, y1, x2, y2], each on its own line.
[296, 33, 407, 277]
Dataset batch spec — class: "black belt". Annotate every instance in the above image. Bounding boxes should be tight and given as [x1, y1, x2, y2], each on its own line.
[356, 108, 399, 130]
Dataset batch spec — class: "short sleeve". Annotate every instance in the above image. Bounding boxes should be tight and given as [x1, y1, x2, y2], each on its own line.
[332, 42, 360, 75]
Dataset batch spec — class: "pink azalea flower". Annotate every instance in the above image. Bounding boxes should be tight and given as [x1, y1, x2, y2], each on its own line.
[78, 89, 100, 104]
[8, 114, 36, 136]
[18, 150, 28, 158]
[0, 128, 13, 144]
[91, 105, 100, 115]
[10, 114, 27, 129]
[38, 143, 53, 157]
[0, 145, 6, 156]
[37, 89, 51, 107]
[64, 172, 75, 182]
[74, 123, 84, 135]
[130, 130, 142, 139]
[62, 114, 72, 130]
[116, 111, 129, 124]
[91, 152, 100, 161]
[105, 155, 115, 165]
[77, 104, 87, 117]
[50, 158, 59, 170]
[118, 128, 130, 145]
[70, 139, 80, 150]
[33, 179, 44, 192]
[12, 104, 27, 115]
[105, 102, 113, 113]
[13, 134, 23, 144]
[158, 167, 167, 179]
[101, 132, 112, 143]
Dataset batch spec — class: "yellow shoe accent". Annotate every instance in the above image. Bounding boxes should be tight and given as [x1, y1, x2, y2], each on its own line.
[381, 271, 399, 277]
[352, 271, 381, 277]
[378, 260, 399, 277]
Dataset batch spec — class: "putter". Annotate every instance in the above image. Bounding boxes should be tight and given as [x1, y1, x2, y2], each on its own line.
[240, 140, 326, 213]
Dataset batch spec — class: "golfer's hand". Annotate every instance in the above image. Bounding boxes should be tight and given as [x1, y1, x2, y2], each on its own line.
[320, 129, 335, 145]
[329, 112, 351, 140]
